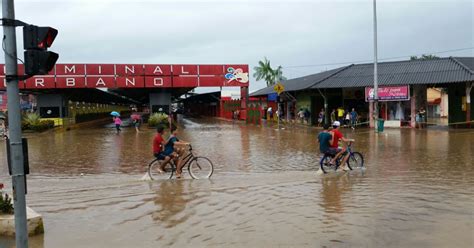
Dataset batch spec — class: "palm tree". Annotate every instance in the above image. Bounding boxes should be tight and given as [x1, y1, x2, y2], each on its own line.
[253, 57, 286, 87]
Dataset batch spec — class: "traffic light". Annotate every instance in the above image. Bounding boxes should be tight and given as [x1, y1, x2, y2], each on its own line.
[23, 25, 58, 75]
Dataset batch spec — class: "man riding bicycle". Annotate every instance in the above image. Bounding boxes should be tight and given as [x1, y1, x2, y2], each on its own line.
[329, 121, 354, 171]
[163, 126, 190, 178]
[153, 126, 172, 173]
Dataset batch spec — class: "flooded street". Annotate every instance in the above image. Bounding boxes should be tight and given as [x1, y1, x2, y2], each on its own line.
[0, 119, 473, 248]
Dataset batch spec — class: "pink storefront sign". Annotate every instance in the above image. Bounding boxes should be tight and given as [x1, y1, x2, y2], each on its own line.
[365, 85, 410, 102]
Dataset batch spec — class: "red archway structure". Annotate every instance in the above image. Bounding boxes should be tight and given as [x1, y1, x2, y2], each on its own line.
[0, 63, 249, 115]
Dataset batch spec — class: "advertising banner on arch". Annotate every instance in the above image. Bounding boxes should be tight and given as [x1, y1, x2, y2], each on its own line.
[365, 85, 410, 102]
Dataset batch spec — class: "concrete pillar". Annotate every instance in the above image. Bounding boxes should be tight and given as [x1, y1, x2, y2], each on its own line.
[240, 86, 248, 120]
[149, 92, 171, 113]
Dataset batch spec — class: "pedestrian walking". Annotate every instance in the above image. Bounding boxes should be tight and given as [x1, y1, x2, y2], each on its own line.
[131, 113, 141, 133]
[350, 108, 358, 130]
[267, 107, 273, 120]
[419, 107, 426, 128]
[337, 107, 344, 123]
[113, 116, 122, 134]
[304, 108, 310, 124]
[345, 110, 351, 127]
[330, 109, 336, 124]
[318, 109, 324, 126]
[298, 108, 305, 124]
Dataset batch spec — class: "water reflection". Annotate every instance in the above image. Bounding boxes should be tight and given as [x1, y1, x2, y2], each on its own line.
[0, 119, 472, 247]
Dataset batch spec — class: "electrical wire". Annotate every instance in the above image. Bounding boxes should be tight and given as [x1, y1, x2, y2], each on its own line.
[283, 47, 474, 69]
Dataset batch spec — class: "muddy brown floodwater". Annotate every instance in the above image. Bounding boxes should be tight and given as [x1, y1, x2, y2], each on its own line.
[0, 118, 473, 248]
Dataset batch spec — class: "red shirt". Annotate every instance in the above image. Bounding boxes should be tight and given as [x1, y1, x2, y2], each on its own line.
[330, 129, 343, 148]
[153, 133, 164, 154]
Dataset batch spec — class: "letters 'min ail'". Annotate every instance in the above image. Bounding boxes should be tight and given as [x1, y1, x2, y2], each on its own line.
[65, 65, 75, 74]
[154, 66, 163, 74]
[125, 66, 134, 74]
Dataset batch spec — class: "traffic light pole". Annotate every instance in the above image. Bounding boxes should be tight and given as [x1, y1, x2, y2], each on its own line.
[2, 0, 29, 247]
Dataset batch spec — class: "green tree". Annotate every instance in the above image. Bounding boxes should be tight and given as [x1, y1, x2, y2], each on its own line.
[410, 54, 440, 60]
[253, 57, 286, 87]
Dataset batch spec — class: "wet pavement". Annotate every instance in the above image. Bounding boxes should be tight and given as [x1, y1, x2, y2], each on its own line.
[0, 118, 473, 248]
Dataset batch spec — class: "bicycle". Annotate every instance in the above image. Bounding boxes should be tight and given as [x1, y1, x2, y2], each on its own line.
[319, 141, 364, 173]
[148, 144, 214, 180]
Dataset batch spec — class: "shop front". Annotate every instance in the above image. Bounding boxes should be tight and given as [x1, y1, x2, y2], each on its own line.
[366, 85, 412, 127]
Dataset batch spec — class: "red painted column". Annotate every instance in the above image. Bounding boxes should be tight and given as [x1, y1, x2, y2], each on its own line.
[240, 86, 248, 120]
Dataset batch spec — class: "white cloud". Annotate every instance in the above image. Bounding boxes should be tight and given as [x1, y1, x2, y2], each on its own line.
[1, 0, 472, 93]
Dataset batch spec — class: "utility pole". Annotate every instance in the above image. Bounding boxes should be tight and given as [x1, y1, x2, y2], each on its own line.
[2, 0, 29, 246]
[373, 0, 379, 132]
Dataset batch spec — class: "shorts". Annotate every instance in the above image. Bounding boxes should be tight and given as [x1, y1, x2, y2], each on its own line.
[134, 122, 140, 128]
[326, 147, 343, 155]
[154, 153, 168, 160]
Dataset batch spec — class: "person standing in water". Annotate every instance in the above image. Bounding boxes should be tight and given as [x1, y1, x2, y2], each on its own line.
[113, 116, 122, 134]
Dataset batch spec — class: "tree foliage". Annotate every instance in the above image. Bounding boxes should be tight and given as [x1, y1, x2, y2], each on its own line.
[253, 57, 286, 87]
[410, 54, 440, 60]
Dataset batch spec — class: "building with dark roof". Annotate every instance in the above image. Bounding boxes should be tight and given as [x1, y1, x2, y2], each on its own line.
[251, 57, 473, 128]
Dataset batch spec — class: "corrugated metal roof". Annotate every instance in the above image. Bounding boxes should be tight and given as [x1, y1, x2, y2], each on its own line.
[250, 57, 474, 96]
[452, 57, 474, 73]
[250, 66, 349, 96]
[312, 57, 474, 89]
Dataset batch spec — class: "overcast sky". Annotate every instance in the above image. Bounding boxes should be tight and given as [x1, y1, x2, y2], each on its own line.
[3, 0, 473, 92]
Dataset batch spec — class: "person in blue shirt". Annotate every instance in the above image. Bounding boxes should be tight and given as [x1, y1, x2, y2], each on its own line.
[350, 108, 358, 130]
[164, 126, 190, 178]
[317, 123, 333, 154]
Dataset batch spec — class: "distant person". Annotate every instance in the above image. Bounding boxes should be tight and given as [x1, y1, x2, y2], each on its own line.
[131, 113, 141, 133]
[318, 109, 324, 127]
[419, 107, 426, 128]
[318, 123, 333, 154]
[337, 107, 344, 123]
[345, 110, 351, 127]
[350, 108, 358, 130]
[298, 108, 305, 123]
[113, 116, 122, 134]
[304, 108, 310, 124]
[0, 119, 7, 140]
[267, 107, 273, 120]
[330, 109, 336, 124]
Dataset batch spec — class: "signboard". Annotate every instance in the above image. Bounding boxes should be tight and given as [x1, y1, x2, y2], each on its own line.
[0, 64, 250, 89]
[365, 85, 410, 102]
[273, 83, 284, 95]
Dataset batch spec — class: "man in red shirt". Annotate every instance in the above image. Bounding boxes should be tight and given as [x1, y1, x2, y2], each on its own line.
[329, 121, 354, 171]
[153, 126, 171, 173]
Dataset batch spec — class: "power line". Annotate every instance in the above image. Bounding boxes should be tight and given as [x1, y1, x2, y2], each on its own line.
[283, 47, 474, 69]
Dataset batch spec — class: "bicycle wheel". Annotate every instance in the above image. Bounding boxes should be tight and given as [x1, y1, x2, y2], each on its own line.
[188, 157, 214, 179]
[319, 154, 335, 174]
[347, 152, 364, 170]
[148, 159, 174, 180]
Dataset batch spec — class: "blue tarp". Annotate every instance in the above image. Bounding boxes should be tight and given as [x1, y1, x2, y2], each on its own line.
[267, 93, 277, 102]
